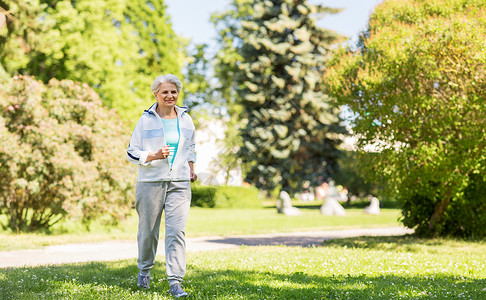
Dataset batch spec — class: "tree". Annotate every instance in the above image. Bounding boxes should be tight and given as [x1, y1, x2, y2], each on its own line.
[182, 42, 246, 184]
[182, 44, 214, 111]
[0, 76, 134, 232]
[326, 0, 486, 237]
[213, 0, 347, 195]
[333, 150, 380, 199]
[0, 0, 184, 124]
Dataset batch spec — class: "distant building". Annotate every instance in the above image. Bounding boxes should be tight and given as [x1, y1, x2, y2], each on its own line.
[194, 118, 243, 186]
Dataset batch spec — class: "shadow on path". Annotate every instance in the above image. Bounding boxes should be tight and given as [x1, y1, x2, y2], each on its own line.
[207, 235, 331, 247]
[205, 227, 414, 248]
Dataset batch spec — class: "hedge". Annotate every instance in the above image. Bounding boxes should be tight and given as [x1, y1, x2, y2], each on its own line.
[191, 185, 262, 208]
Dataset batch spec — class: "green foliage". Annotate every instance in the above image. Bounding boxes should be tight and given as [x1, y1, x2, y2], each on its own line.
[326, 0, 486, 237]
[402, 175, 486, 238]
[0, 0, 184, 124]
[191, 185, 262, 208]
[333, 150, 380, 198]
[182, 44, 214, 111]
[0, 76, 134, 232]
[213, 0, 347, 194]
[215, 185, 262, 208]
[182, 42, 246, 180]
[445, 175, 486, 238]
[343, 197, 398, 209]
[190, 185, 219, 208]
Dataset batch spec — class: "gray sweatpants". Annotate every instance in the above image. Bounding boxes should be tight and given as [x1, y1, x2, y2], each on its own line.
[135, 181, 191, 286]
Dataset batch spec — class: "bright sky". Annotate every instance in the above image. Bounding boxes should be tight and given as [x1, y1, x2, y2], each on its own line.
[164, 0, 384, 47]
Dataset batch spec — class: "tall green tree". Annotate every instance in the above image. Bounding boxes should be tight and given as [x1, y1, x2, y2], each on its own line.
[182, 43, 223, 128]
[182, 44, 214, 110]
[213, 0, 346, 194]
[0, 0, 184, 124]
[326, 0, 486, 237]
[182, 42, 245, 183]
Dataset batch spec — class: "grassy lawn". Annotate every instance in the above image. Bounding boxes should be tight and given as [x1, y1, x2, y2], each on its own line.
[0, 208, 401, 251]
[1, 235, 484, 299]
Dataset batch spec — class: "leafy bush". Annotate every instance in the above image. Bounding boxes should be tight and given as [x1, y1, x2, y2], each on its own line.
[0, 76, 135, 232]
[326, 0, 486, 237]
[333, 150, 380, 198]
[215, 186, 263, 208]
[444, 175, 486, 239]
[342, 197, 398, 209]
[190, 185, 219, 208]
[191, 184, 262, 208]
[379, 197, 399, 209]
[404, 175, 486, 238]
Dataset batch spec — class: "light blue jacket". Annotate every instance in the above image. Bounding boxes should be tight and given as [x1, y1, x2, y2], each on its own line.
[127, 103, 196, 182]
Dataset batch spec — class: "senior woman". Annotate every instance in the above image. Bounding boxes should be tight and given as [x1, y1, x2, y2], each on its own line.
[127, 74, 196, 298]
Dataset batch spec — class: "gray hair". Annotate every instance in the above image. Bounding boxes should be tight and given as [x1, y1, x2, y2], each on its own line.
[151, 74, 183, 94]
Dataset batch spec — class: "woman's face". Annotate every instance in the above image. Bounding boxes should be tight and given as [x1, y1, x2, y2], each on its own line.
[155, 82, 179, 109]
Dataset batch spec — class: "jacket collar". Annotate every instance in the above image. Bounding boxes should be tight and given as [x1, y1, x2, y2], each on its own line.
[144, 102, 188, 116]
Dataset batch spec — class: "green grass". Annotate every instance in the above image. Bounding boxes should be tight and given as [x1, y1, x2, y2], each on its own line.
[0, 208, 401, 251]
[186, 208, 401, 236]
[1, 236, 484, 299]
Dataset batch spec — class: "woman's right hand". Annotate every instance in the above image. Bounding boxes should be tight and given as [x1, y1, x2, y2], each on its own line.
[145, 146, 170, 163]
[155, 145, 171, 159]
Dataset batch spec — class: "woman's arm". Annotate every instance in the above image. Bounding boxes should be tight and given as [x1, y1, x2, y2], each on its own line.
[188, 161, 197, 182]
[127, 118, 151, 165]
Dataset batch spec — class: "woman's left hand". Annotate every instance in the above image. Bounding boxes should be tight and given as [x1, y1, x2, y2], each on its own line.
[190, 171, 197, 182]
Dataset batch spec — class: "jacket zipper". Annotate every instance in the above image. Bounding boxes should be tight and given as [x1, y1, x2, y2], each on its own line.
[170, 113, 182, 172]
[152, 104, 186, 176]
[155, 112, 172, 173]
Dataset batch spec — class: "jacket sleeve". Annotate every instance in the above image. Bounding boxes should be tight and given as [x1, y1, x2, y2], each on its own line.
[187, 127, 196, 163]
[127, 117, 151, 165]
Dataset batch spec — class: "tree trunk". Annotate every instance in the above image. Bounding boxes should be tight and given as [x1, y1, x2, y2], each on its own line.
[427, 189, 452, 235]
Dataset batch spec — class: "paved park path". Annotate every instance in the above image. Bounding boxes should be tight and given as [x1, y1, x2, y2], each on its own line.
[0, 227, 413, 268]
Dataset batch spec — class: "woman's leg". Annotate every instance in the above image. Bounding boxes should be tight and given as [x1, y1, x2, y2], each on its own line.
[163, 180, 191, 286]
[136, 181, 167, 273]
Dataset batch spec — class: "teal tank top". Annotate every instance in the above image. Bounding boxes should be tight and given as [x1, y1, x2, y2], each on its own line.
[161, 118, 179, 167]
